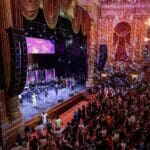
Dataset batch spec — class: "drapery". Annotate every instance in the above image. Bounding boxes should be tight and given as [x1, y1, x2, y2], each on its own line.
[72, 6, 82, 34]
[81, 10, 91, 36]
[21, 0, 41, 20]
[11, 0, 23, 28]
[61, 0, 76, 18]
[43, 0, 60, 29]
[113, 22, 131, 61]
[20, 0, 90, 32]
[61, 0, 72, 10]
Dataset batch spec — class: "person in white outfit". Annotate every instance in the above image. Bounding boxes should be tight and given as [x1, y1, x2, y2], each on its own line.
[41, 112, 48, 126]
[32, 93, 37, 108]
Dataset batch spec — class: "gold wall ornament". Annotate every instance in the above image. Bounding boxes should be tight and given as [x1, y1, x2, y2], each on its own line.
[61, 0, 77, 18]
[99, 3, 149, 64]
[86, 21, 99, 87]
[6, 96, 22, 119]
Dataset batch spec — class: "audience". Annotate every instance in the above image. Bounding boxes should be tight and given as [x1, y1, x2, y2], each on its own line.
[11, 80, 150, 150]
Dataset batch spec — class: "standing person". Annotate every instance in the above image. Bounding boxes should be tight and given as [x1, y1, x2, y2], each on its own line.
[44, 88, 48, 102]
[55, 116, 61, 129]
[55, 83, 58, 96]
[32, 93, 37, 108]
[68, 78, 71, 89]
[71, 77, 76, 92]
[45, 88, 48, 98]
[41, 112, 48, 126]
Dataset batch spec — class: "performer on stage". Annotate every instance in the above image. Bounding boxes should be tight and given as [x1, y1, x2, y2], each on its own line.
[71, 77, 76, 91]
[18, 94, 23, 106]
[68, 78, 71, 89]
[55, 83, 58, 96]
[44, 88, 48, 98]
[32, 93, 37, 108]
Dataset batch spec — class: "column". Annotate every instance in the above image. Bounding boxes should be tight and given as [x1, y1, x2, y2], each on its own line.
[6, 96, 22, 119]
[0, 0, 24, 149]
[132, 15, 144, 62]
[86, 22, 98, 87]
[107, 15, 114, 61]
[0, 91, 7, 123]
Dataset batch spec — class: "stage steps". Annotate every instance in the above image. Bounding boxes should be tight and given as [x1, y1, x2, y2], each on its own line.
[81, 91, 93, 101]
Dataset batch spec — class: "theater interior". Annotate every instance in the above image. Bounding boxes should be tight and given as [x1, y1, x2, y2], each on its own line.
[0, 0, 150, 149]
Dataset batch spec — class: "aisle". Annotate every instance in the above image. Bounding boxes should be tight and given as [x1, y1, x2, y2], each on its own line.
[59, 100, 88, 125]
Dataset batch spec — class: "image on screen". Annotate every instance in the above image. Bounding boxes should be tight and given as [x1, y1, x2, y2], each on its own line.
[26, 37, 55, 54]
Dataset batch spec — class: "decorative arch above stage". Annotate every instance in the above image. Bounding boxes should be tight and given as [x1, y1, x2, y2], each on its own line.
[113, 22, 131, 61]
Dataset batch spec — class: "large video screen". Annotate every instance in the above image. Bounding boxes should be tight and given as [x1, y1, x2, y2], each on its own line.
[26, 37, 55, 54]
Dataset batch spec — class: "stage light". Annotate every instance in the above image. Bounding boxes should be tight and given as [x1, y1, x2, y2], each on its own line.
[101, 73, 107, 78]
[25, 32, 28, 35]
[43, 29, 46, 33]
[58, 58, 61, 62]
[144, 37, 149, 42]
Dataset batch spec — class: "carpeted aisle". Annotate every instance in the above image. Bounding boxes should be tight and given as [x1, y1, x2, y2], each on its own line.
[59, 100, 88, 126]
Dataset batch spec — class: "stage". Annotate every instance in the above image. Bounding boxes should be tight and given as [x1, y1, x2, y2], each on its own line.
[20, 84, 86, 121]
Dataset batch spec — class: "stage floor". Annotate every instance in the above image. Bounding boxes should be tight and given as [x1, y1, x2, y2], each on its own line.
[20, 84, 86, 121]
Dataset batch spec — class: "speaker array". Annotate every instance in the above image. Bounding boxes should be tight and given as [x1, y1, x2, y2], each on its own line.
[98, 44, 108, 71]
[6, 28, 28, 97]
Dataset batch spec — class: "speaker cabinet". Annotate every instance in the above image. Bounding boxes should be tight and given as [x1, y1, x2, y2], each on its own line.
[98, 44, 108, 71]
[6, 28, 28, 97]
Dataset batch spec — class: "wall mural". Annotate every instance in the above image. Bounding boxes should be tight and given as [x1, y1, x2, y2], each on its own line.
[113, 22, 131, 61]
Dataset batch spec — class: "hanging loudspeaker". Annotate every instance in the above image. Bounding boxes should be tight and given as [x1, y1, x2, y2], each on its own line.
[6, 28, 28, 97]
[98, 44, 108, 71]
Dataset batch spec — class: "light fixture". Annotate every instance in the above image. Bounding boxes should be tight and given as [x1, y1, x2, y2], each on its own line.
[144, 37, 149, 42]
[101, 73, 107, 78]
[131, 73, 138, 80]
[145, 18, 150, 26]
[25, 32, 28, 35]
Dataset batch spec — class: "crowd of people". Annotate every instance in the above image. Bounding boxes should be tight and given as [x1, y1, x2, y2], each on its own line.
[11, 81, 150, 150]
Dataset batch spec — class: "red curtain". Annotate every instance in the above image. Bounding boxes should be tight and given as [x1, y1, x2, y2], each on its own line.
[43, 0, 60, 29]
[11, 0, 23, 28]
[81, 10, 91, 36]
[72, 6, 82, 34]
[61, 0, 72, 10]
[21, 0, 41, 20]
[113, 22, 131, 61]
